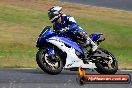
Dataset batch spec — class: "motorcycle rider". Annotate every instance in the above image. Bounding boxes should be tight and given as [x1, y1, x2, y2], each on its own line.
[48, 6, 98, 52]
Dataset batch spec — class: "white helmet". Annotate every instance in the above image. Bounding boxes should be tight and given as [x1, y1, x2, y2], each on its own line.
[48, 6, 63, 23]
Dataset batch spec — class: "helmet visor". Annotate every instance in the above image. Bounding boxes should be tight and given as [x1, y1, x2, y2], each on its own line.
[48, 12, 54, 20]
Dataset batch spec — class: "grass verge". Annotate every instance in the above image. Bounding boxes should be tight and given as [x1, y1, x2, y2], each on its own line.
[0, 0, 132, 69]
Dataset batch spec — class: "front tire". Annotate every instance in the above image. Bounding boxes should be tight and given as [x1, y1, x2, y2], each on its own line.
[95, 48, 118, 74]
[36, 49, 63, 75]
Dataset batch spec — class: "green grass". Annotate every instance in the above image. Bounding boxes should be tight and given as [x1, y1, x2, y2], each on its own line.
[0, 0, 132, 69]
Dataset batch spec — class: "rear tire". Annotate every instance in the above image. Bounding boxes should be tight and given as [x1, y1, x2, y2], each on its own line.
[95, 48, 118, 74]
[36, 49, 63, 75]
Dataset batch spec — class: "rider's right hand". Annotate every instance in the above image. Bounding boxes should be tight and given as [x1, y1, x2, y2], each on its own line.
[59, 27, 69, 33]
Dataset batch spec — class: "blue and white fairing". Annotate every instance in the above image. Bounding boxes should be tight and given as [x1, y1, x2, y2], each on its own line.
[36, 26, 83, 54]
[36, 26, 96, 69]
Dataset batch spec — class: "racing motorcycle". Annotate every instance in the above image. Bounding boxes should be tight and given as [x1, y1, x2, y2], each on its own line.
[36, 26, 118, 75]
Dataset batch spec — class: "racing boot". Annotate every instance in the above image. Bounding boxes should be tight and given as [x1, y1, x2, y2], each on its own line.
[86, 37, 98, 52]
[82, 37, 98, 60]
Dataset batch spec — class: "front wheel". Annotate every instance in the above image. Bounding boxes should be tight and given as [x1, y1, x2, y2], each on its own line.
[94, 48, 118, 74]
[36, 49, 63, 75]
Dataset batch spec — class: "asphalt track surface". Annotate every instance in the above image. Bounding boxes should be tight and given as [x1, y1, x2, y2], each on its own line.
[0, 68, 131, 88]
[59, 0, 132, 11]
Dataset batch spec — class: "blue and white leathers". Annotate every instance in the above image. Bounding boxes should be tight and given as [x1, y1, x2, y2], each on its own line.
[36, 26, 96, 69]
[53, 14, 86, 35]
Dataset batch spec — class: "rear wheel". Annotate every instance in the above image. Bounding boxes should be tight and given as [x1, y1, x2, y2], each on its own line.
[36, 49, 63, 75]
[95, 48, 118, 74]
